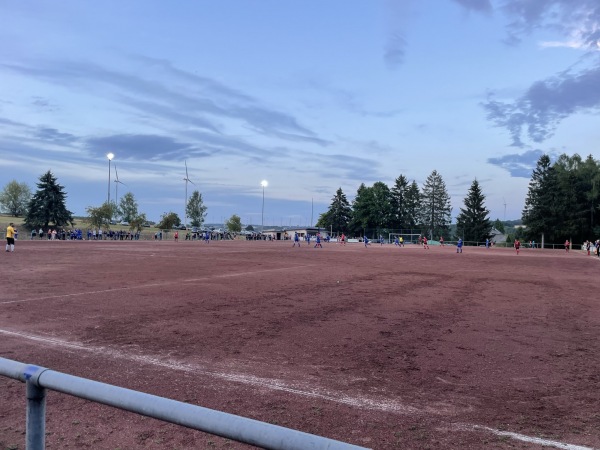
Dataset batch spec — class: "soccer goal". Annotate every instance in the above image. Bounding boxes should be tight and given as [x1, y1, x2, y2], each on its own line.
[389, 233, 421, 244]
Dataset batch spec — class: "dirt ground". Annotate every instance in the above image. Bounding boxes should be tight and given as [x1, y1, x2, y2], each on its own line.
[1, 239, 599, 449]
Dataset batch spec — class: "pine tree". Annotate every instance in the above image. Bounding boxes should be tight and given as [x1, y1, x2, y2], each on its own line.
[522, 154, 563, 242]
[371, 181, 393, 232]
[349, 183, 374, 235]
[404, 180, 421, 230]
[455, 179, 492, 242]
[390, 175, 409, 229]
[316, 187, 352, 234]
[24, 171, 74, 229]
[420, 170, 451, 239]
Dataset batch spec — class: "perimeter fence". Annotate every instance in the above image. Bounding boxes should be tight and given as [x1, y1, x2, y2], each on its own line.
[0, 357, 368, 450]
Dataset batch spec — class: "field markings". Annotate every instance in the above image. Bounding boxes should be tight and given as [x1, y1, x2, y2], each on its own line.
[0, 328, 596, 450]
[0, 265, 309, 305]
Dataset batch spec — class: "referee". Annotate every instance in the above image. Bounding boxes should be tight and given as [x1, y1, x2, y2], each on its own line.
[5, 222, 15, 252]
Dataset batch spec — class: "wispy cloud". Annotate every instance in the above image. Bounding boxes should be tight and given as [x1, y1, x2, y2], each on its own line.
[483, 63, 600, 146]
[487, 149, 545, 177]
[451, 0, 493, 14]
[0, 57, 326, 146]
[383, 0, 413, 70]
[500, 0, 600, 49]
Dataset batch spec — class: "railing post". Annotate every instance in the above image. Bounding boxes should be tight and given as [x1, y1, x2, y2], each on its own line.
[26, 380, 46, 450]
[23, 365, 48, 450]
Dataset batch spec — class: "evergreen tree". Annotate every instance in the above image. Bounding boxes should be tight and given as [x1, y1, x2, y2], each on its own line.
[420, 170, 451, 239]
[371, 181, 394, 233]
[24, 171, 74, 229]
[390, 175, 409, 229]
[349, 183, 374, 235]
[455, 179, 492, 242]
[493, 219, 505, 234]
[316, 187, 352, 234]
[404, 181, 422, 230]
[186, 190, 207, 227]
[0, 180, 31, 216]
[522, 154, 563, 242]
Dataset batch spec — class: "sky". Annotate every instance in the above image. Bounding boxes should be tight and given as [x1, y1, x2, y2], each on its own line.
[1, 0, 599, 227]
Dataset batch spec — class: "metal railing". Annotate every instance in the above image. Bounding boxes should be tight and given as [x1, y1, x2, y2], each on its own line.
[0, 357, 368, 450]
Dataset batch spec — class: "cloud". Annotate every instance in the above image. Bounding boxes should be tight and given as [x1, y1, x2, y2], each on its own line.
[383, 0, 413, 70]
[483, 63, 600, 146]
[85, 134, 211, 161]
[384, 32, 407, 69]
[34, 127, 78, 144]
[0, 57, 326, 145]
[451, 0, 493, 14]
[500, 0, 600, 49]
[487, 149, 545, 177]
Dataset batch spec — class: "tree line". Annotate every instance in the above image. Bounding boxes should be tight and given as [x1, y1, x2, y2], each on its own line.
[317, 169, 494, 242]
[0, 170, 213, 231]
[522, 153, 600, 244]
[4, 155, 599, 243]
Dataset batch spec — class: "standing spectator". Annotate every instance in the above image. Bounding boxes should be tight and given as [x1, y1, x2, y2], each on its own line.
[5, 222, 15, 252]
[31, 228, 36, 240]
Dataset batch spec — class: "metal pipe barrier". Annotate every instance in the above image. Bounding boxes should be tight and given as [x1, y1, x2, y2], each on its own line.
[0, 357, 369, 450]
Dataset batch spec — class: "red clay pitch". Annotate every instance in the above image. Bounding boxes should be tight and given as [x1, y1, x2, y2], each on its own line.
[1, 239, 599, 449]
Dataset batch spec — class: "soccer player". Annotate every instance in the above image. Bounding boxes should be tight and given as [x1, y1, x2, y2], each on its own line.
[394, 236, 400, 246]
[293, 232, 300, 247]
[514, 239, 521, 255]
[399, 236, 404, 247]
[456, 238, 463, 253]
[422, 236, 429, 249]
[485, 238, 490, 249]
[439, 236, 444, 247]
[5, 222, 15, 252]
[314, 233, 322, 248]
[564, 239, 570, 252]
[364, 236, 370, 247]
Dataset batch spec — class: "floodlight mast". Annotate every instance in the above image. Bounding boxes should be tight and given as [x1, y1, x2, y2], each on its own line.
[261, 180, 268, 234]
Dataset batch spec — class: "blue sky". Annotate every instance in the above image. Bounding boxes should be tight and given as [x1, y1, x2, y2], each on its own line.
[1, 0, 599, 226]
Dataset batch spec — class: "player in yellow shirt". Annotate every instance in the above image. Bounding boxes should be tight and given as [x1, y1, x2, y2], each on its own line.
[6, 223, 15, 252]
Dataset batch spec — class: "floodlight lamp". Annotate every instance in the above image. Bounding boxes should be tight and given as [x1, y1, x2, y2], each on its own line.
[107, 152, 115, 161]
[261, 180, 268, 188]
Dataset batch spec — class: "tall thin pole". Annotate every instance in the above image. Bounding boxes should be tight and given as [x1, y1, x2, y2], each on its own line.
[107, 158, 111, 204]
[311, 197, 313, 226]
[261, 186, 265, 233]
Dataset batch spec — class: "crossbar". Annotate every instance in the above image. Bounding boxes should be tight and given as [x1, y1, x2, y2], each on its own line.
[0, 357, 369, 450]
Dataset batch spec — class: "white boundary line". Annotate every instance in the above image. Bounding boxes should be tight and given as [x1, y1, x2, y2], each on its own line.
[0, 265, 309, 305]
[1, 328, 596, 449]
